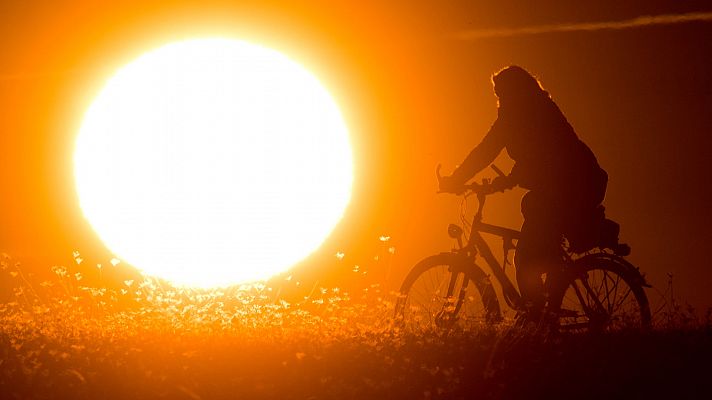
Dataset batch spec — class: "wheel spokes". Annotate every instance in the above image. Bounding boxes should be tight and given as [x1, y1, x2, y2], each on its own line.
[556, 261, 647, 332]
[397, 259, 498, 330]
[579, 275, 609, 325]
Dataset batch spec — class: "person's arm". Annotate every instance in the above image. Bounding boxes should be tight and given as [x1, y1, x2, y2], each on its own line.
[448, 120, 506, 186]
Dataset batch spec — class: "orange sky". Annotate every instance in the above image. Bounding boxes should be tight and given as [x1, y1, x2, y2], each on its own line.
[1, 1, 711, 307]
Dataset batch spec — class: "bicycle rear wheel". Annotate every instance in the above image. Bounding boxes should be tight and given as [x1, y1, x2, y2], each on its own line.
[548, 253, 651, 333]
[394, 253, 502, 331]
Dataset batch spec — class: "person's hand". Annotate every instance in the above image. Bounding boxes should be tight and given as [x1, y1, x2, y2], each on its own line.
[438, 174, 464, 194]
[489, 175, 516, 192]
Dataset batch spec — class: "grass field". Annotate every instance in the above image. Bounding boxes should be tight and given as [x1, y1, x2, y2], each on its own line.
[1, 254, 711, 400]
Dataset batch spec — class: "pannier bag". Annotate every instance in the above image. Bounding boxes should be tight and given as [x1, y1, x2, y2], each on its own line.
[566, 206, 629, 255]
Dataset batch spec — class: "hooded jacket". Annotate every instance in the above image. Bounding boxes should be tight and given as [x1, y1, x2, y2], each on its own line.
[451, 91, 604, 195]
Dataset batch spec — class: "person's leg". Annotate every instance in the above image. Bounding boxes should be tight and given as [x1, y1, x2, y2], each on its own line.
[516, 192, 565, 319]
[515, 226, 561, 318]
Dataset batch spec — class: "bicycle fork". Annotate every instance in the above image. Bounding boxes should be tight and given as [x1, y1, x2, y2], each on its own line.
[434, 268, 467, 327]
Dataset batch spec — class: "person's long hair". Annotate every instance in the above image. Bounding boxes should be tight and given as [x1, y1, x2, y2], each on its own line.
[491, 66, 550, 106]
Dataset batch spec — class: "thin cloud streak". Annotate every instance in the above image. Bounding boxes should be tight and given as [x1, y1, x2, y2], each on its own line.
[456, 11, 712, 40]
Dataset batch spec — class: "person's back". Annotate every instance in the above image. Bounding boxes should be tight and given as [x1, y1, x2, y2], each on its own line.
[499, 92, 601, 193]
[439, 65, 607, 319]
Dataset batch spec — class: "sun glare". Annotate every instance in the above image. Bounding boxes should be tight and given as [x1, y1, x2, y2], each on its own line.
[74, 38, 353, 288]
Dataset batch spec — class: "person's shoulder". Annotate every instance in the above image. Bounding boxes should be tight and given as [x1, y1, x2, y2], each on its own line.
[543, 95, 566, 115]
[493, 107, 516, 134]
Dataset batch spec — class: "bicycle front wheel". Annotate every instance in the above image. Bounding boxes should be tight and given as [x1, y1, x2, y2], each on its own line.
[548, 253, 651, 333]
[394, 253, 502, 331]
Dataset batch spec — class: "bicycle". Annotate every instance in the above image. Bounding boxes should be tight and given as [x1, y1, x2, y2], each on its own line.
[394, 165, 651, 333]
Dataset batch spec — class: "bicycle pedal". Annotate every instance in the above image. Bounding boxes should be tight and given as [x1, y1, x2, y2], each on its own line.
[558, 309, 580, 318]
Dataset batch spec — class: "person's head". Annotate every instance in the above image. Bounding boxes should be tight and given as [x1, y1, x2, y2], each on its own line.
[491, 66, 547, 104]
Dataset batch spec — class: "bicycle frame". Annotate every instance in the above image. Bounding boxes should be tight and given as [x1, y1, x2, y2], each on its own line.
[396, 177, 651, 331]
[398, 167, 651, 330]
[457, 192, 523, 311]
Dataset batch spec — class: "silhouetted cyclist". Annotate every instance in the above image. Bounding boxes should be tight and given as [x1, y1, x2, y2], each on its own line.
[439, 65, 608, 321]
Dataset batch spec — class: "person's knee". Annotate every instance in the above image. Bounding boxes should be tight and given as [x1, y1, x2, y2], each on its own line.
[516, 265, 544, 297]
[515, 244, 560, 271]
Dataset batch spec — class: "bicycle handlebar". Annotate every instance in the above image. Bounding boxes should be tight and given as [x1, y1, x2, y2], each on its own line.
[456, 181, 497, 196]
[436, 164, 512, 196]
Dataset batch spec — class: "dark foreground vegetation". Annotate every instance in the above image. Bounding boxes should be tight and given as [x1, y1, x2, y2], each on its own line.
[1, 255, 711, 399]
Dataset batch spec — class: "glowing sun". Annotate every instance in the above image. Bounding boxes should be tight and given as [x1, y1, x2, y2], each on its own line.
[74, 38, 353, 288]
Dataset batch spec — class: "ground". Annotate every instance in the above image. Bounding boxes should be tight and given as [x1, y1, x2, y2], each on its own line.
[1, 259, 711, 399]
